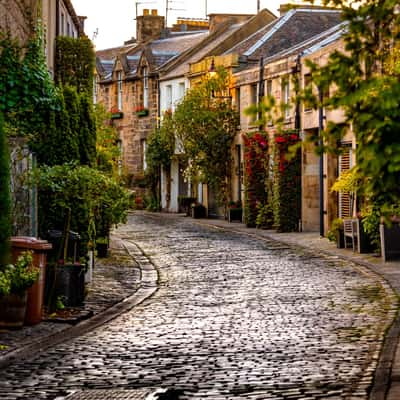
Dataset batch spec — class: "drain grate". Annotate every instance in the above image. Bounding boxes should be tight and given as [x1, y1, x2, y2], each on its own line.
[64, 388, 171, 400]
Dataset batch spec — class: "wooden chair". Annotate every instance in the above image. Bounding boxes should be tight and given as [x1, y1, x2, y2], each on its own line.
[343, 218, 358, 251]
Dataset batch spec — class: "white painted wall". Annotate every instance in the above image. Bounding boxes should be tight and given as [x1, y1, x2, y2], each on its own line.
[160, 77, 189, 212]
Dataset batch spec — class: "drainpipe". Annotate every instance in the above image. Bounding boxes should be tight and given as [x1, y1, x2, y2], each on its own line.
[318, 87, 324, 237]
[56, 0, 60, 36]
[293, 55, 302, 232]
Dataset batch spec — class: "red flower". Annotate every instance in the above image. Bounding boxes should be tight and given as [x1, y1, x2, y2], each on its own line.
[275, 136, 286, 144]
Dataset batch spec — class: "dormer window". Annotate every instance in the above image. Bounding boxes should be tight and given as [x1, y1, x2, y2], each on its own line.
[142, 66, 149, 109]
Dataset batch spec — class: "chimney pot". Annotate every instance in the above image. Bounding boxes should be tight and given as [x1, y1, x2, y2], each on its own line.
[143, 9, 149, 16]
[151, 9, 158, 16]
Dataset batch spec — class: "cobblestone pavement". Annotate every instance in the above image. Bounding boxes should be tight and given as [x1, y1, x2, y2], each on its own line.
[0, 236, 140, 358]
[0, 212, 397, 400]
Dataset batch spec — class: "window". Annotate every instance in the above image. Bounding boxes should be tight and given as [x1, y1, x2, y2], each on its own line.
[178, 82, 185, 101]
[266, 80, 272, 97]
[166, 85, 172, 111]
[303, 74, 312, 112]
[250, 84, 257, 122]
[250, 84, 257, 105]
[142, 67, 149, 109]
[282, 79, 290, 119]
[61, 13, 65, 35]
[235, 87, 240, 114]
[117, 71, 123, 110]
[141, 139, 147, 171]
[67, 22, 71, 37]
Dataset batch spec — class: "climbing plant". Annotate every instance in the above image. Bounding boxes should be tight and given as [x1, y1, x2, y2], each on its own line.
[242, 131, 270, 227]
[173, 68, 239, 206]
[145, 110, 176, 210]
[55, 36, 95, 95]
[273, 130, 301, 232]
[0, 113, 11, 265]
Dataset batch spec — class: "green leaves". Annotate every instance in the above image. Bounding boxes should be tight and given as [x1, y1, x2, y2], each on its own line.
[164, 68, 239, 205]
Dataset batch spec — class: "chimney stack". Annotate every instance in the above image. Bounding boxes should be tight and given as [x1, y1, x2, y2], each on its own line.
[136, 9, 165, 43]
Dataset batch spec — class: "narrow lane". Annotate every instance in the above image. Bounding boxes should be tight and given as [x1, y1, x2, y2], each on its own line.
[0, 213, 395, 399]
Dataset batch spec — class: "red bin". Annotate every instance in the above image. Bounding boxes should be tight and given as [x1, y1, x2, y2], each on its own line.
[11, 237, 52, 325]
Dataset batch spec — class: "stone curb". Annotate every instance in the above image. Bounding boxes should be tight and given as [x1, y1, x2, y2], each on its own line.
[0, 240, 159, 370]
[191, 218, 400, 400]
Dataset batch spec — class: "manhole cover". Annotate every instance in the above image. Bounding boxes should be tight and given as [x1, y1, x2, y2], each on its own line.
[65, 388, 170, 400]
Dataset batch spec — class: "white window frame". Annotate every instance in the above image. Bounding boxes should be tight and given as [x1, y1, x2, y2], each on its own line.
[143, 67, 149, 109]
[282, 79, 290, 119]
[117, 71, 123, 111]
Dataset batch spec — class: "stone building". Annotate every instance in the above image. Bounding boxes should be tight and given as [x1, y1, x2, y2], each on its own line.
[182, 6, 342, 218]
[95, 10, 209, 189]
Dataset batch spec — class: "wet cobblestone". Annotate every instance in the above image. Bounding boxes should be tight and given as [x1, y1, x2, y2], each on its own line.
[0, 212, 397, 399]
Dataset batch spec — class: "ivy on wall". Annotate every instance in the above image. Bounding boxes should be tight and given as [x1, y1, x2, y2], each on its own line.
[0, 113, 11, 265]
[55, 36, 95, 95]
[273, 130, 301, 232]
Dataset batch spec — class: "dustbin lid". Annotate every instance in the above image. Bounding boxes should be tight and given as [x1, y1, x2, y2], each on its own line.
[47, 230, 81, 241]
[11, 236, 52, 251]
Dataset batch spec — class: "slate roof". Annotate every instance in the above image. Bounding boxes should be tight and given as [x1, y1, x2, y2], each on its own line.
[96, 31, 207, 81]
[160, 22, 246, 80]
[226, 8, 342, 60]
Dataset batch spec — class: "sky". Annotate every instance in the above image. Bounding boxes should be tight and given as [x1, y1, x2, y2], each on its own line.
[72, 0, 284, 50]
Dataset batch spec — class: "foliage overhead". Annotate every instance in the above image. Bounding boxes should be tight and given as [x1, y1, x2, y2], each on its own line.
[306, 0, 400, 214]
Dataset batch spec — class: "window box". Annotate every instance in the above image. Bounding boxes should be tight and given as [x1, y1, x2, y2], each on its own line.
[111, 111, 123, 119]
[135, 108, 149, 117]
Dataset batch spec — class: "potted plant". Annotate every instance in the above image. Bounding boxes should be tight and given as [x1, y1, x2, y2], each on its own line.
[228, 200, 243, 223]
[331, 168, 372, 253]
[379, 204, 400, 261]
[191, 202, 206, 219]
[0, 252, 39, 328]
[96, 237, 109, 258]
[110, 107, 123, 119]
[327, 218, 344, 248]
[135, 105, 149, 117]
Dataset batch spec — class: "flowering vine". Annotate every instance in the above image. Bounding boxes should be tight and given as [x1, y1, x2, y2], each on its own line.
[243, 131, 270, 227]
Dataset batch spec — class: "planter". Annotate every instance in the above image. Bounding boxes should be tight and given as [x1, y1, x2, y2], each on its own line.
[111, 111, 123, 119]
[380, 222, 400, 262]
[0, 292, 28, 329]
[336, 229, 345, 248]
[46, 264, 85, 307]
[228, 208, 243, 223]
[135, 109, 149, 117]
[96, 242, 109, 258]
[191, 204, 206, 219]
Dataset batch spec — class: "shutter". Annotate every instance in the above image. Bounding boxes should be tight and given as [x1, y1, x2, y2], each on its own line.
[339, 143, 352, 218]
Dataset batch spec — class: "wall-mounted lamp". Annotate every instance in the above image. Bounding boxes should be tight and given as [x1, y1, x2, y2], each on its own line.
[209, 58, 232, 99]
[209, 58, 217, 78]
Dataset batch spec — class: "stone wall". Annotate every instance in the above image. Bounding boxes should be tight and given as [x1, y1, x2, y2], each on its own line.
[0, 0, 38, 43]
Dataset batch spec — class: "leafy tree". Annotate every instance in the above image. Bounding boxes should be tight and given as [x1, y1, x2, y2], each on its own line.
[0, 113, 11, 265]
[145, 111, 176, 210]
[173, 68, 239, 206]
[307, 0, 400, 215]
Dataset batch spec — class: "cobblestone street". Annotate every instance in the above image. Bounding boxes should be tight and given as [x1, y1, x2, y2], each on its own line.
[0, 212, 397, 400]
